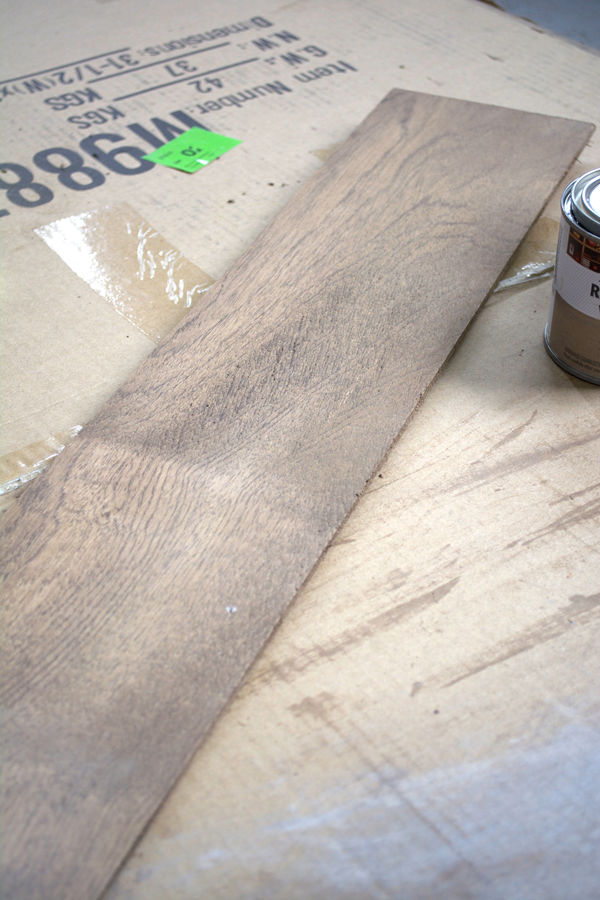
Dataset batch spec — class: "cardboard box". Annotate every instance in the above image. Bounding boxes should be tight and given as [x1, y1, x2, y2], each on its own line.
[2, 0, 599, 896]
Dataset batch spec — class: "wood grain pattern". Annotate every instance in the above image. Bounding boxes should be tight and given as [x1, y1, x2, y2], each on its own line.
[0, 90, 592, 900]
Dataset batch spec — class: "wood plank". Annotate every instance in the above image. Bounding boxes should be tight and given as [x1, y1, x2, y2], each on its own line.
[0, 90, 592, 900]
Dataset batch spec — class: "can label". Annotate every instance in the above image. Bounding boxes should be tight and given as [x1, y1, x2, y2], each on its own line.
[546, 214, 600, 383]
[554, 220, 600, 318]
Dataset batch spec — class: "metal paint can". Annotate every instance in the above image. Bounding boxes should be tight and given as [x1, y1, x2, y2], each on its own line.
[544, 167, 600, 384]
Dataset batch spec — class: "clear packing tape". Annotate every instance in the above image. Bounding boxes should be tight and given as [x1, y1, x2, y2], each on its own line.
[36, 203, 215, 343]
[1, 210, 559, 514]
[0, 427, 82, 512]
[493, 215, 558, 292]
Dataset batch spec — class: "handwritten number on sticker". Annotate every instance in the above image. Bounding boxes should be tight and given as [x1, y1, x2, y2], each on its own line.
[181, 146, 204, 158]
[143, 127, 242, 173]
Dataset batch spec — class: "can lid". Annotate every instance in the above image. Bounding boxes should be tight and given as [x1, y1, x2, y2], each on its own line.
[571, 168, 600, 236]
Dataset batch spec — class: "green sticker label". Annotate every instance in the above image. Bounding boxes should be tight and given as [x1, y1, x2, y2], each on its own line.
[143, 127, 242, 173]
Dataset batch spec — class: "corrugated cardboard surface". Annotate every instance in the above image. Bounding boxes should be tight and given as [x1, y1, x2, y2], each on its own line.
[2, 1, 599, 897]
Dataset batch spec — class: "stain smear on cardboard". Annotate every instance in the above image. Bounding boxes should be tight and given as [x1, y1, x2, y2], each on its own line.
[312, 144, 341, 162]
[445, 592, 600, 688]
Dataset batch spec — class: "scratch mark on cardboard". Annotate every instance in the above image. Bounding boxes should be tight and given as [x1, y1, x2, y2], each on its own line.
[488, 409, 537, 453]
